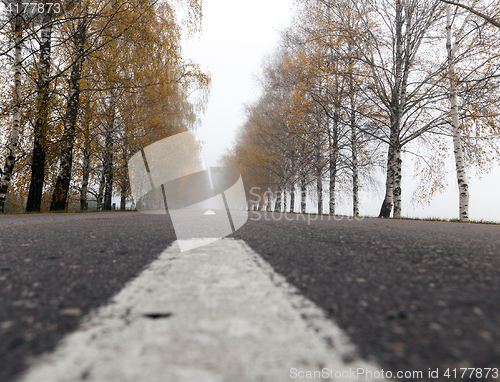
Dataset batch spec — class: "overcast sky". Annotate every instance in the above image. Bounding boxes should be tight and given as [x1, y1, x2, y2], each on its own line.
[182, 0, 500, 223]
[183, 0, 293, 167]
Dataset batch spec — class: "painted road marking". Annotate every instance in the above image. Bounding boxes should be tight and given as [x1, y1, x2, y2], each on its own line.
[19, 239, 385, 382]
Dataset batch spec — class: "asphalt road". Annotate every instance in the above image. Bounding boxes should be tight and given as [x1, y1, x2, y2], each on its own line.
[1, 211, 500, 381]
[233, 212, 500, 380]
[0, 212, 176, 382]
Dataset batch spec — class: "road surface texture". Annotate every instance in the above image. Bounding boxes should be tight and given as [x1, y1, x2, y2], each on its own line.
[0, 212, 176, 382]
[234, 212, 500, 380]
[1, 211, 499, 381]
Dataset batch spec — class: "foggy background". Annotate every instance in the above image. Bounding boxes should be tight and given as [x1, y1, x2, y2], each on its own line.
[183, 0, 500, 222]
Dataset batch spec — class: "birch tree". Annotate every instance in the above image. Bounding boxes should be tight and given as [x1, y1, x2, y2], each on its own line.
[0, 0, 209, 212]
[445, 2, 471, 220]
[50, 12, 88, 210]
[287, 0, 379, 216]
[25, 2, 57, 212]
[225, 0, 499, 220]
[0, 0, 23, 212]
[439, 0, 500, 28]
[343, 0, 447, 218]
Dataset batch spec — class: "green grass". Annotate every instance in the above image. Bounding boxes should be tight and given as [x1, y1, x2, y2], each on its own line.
[393, 216, 500, 225]
[1, 209, 131, 215]
[4, 208, 499, 225]
[252, 210, 500, 225]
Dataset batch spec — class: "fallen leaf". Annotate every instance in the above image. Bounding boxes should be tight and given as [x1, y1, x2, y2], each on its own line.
[59, 308, 82, 316]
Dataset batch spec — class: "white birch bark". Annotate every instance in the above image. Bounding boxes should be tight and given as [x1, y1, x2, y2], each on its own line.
[80, 104, 91, 210]
[317, 173, 323, 214]
[379, 139, 396, 218]
[274, 183, 282, 212]
[97, 171, 105, 210]
[26, 18, 53, 212]
[379, 0, 404, 218]
[120, 153, 128, 211]
[300, 175, 307, 213]
[51, 16, 87, 210]
[0, 4, 23, 212]
[283, 188, 287, 213]
[351, 134, 359, 217]
[315, 132, 323, 215]
[392, 146, 402, 218]
[266, 172, 272, 212]
[349, 77, 359, 217]
[103, 106, 115, 211]
[290, 157, 296, 212]
[446, 4, 470, 221]
[391, 0, 405, 219]
[329, 154, 336, 215]
[329, 101, 339, 215]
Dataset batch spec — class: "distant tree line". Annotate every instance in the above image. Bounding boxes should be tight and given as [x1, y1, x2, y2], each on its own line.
[222, 0, 500, 221]
[0, 0, 210, 213]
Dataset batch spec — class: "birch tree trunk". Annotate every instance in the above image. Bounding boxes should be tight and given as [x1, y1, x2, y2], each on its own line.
[120, 184, 127, 210]
[379, 131, 397, 218]
[446, 4, 469, 221]
[349, 83, 359, 217]
[266, 172, 272, 211]
[392, 0, 411, 219]
[379, 152, 393, 217]
[329, 154, 336, 215]
[346, 39, 359, 217]
[97, 171, 105, 210]
[317, 173, 323, 214]
[0, 5, 23, 213]
[283, 187, 287, 213]
[379, 0, 404, 218]
[315, 129, 324, 214]
[51, 17, 87, 211]
[80, 105, 91, 210]
[290, 157, 295, 212]
[351, 147, 359, 216]
[329, 102, 339, 215]
[120, 146, 128, 210]
[103, 109, 115, 211]
[392, 144, 402, 218]
[26, 20, 53, 212]
[300, 175, 306, 213]
[274, 183, 282, 212]
[80, 155, 90, 210]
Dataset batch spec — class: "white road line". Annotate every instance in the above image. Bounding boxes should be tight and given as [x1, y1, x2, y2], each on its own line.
[19, 239, 386, 382]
